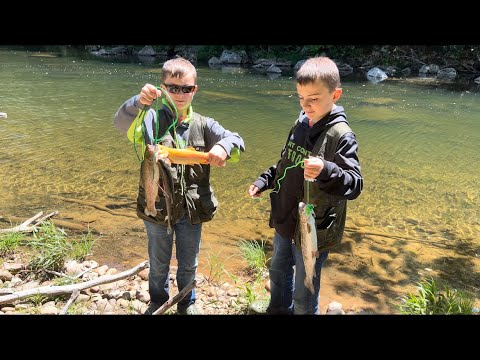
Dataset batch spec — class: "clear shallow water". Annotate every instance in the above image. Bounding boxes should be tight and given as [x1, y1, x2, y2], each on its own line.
[1, 48, 479, 272]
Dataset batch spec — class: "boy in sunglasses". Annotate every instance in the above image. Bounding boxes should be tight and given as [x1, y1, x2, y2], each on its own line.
[248, 57, 363, 315]
[114, 57, 245, 315]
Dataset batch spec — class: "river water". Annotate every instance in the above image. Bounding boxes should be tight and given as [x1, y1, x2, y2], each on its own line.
[1, 48, 479, 300]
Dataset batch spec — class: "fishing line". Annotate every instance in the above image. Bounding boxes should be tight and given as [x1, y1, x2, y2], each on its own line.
[305, 181, 314, 217]
[154, 86, 179, 145]
[271, 158, 315, 217]
[272, 160, 303, 193]
[153, 85, 186, 195]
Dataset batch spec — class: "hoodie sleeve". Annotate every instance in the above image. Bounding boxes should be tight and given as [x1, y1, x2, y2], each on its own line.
[316, 132, 363, 200]
[113, 95, 143, 133]
[205, 117, 246, 155]
[253, 163, 278, 191]
[252, 145, 286, 191]
[113, 95, 157, 143]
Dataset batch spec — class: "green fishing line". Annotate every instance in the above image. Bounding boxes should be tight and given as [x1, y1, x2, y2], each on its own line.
[272, 160, 303, 193]
[272, 159, 315, 216]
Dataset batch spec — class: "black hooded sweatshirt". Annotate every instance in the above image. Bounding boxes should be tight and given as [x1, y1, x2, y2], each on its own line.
[253, 105, 363, 240]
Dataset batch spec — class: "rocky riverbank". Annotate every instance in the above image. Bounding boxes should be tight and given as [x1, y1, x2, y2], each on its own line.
[86, 45, 480, 88]
[0, 255, 365, 315]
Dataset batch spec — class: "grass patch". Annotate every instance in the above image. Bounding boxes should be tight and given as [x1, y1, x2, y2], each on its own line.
[238, 239, 269, 281]
[70, 228, 96, 261]
[28, 221, 70, 274]
[29, 294, 48, 307]
[25, 221, 99, 277]
[399, 277, 476, 315]
[0, 232, 25, 256]
[205, 250, 227, 284]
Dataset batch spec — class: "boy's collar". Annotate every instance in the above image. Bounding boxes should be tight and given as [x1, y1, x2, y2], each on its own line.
[162, 98, 193, 124]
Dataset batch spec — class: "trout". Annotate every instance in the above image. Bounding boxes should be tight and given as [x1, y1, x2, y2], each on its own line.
[158, 144, 209, 165]
[141, 144, 174, 234]
[298, 202, 318, 294]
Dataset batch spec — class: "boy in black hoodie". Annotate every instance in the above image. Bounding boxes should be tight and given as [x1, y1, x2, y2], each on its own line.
[248, 57, 363, 315]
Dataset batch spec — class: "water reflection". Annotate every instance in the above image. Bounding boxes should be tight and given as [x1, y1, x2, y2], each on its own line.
[220, 65, 248, 74]
[266, 72, 282, 80]
[137, 55, 157, 65]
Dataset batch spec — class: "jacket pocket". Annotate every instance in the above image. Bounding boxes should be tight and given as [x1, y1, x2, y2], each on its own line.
[315, 206, 341, 251]
[186, 186, 218, 224]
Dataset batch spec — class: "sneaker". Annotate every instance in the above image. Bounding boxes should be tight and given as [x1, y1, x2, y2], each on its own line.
[248, 299, 270, 315]
[143, 302, 161, 315]
[177, 304, 203, 315]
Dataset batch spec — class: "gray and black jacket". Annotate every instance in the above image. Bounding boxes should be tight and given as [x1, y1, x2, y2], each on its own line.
[252, 105, 363, 252]
[114, 95, 245, 225]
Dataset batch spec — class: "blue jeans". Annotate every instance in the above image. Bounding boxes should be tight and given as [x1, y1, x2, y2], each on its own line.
[268, 230, 329, 315]
[143, 214, 202, 312]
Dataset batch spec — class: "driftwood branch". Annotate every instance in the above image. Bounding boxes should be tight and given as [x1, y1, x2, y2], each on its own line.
[74, 264, 98, 279]
[0, 212, 97, 234]
[153, 279, 197, 315]
[44, 270, 74, 279]
[51, 195, 137, 219]
[36, 211, 59, 224]
[0, 211, 58, 233]
[0, 260, 149, 305]
[60, 290, 80, 315]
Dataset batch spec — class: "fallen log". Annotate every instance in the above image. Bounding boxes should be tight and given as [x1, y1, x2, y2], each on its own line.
[0, 211, 58, 233]
[0, 260, 149, 305]
[60, 290, 80, 315]
[1, 213, 96, 233]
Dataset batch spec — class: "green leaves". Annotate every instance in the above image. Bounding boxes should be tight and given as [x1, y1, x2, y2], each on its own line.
[399, 277, 475, 315]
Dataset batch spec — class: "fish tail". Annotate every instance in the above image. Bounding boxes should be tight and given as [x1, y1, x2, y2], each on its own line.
[144, 208, 157, 217]
[304, 278, 315, 294]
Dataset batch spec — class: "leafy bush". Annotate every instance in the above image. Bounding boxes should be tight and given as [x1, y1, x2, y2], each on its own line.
[399, 277, 475, 315]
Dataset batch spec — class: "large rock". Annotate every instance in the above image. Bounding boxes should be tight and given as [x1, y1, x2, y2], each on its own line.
[220, 50, 243, 64]
[138, 46, 156, 56]
[437, 67, 457, 80]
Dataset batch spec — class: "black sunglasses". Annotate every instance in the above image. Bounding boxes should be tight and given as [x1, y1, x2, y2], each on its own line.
[163, 84, 196, 94]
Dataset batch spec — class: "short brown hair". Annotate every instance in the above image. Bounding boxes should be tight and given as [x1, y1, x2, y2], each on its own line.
[296, 56, 340, 92]
[161, 57, 197, 83]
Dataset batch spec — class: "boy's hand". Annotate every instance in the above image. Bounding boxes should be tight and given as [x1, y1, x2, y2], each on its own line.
[304, 156, 324, 181]
[139, 83, 161, 106]
[248, 185, 262, 198]
[208, 145, 227, 167]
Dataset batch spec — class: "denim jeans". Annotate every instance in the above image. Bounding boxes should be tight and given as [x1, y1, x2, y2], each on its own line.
[268, 230, 329, 315]
[143, 214, 202, 312]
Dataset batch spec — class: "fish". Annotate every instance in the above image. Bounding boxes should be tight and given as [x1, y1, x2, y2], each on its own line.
[141, 144, 174, 234]
[298, 201, 318, 294]
[157, 144, 209, 165]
